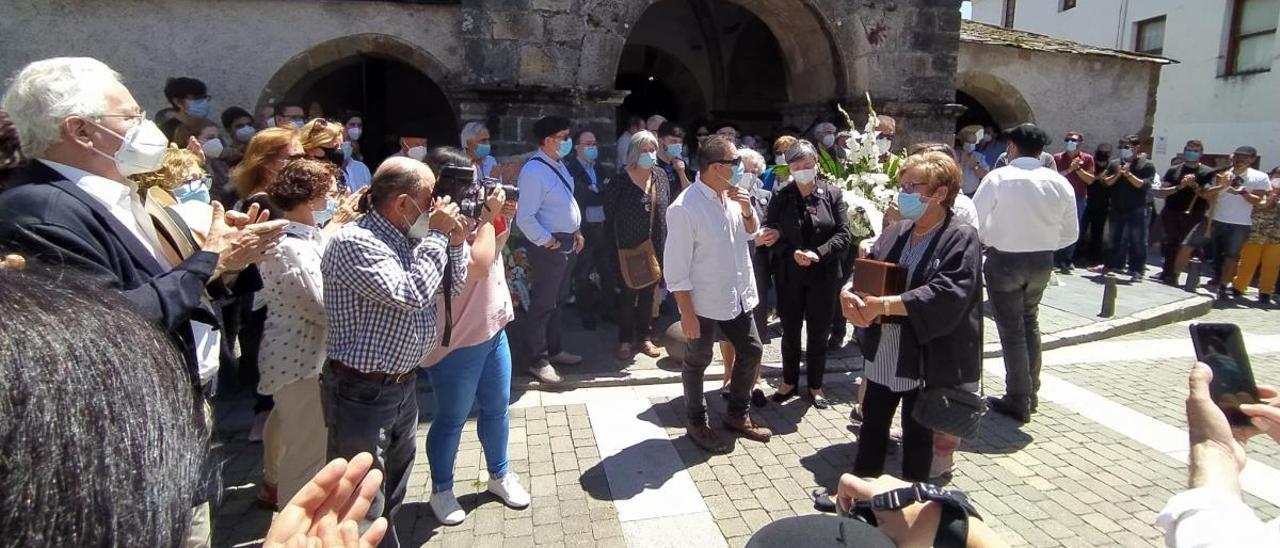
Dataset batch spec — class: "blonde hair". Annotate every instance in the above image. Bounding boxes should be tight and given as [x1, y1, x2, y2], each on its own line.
[773, 135, 798, 156]
[300, 118, 342, 152]
[899, 151, 962, 207]
[231, 127, 299, 198]
[130, 144, 206, 191]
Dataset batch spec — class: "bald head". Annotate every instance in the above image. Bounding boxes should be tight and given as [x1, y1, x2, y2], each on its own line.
[370, 156, 436, 232]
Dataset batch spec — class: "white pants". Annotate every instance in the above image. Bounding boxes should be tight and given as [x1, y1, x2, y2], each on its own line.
[186, 503, 211, 548]
[262, 377, 328, 504]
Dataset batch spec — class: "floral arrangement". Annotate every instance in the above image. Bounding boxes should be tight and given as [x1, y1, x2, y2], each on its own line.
[817, 93, 905, 241]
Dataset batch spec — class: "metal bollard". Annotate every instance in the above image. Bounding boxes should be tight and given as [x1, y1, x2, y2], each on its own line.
[1100, 275, 1117, 318]
[1184, 258, 1203, 293]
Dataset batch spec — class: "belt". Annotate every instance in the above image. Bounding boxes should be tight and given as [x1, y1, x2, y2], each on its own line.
[326, 359, 416, 385]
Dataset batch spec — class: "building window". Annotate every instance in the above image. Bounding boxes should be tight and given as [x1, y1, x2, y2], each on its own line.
[1226, 0, 1279, 75]
[1135, 16, 1166, 55]
[1002, 0, 1017, 28]
[1061, 0, 1077, 11]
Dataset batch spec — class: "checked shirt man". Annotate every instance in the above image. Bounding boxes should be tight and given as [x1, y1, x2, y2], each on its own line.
[320, 158, 467, 548]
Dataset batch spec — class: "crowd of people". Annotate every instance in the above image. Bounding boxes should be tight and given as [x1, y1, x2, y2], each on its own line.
[1, 54, 1278, 548]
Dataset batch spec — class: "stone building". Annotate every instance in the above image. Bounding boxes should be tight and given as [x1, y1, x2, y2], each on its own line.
[0, 0, 963, 168]
[956, 20, 1172, 153]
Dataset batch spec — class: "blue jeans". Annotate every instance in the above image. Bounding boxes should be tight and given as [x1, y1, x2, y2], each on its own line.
[1054, 197, 1086, 267]
[426, 330, 512, 492]
[1107, 208, 1149, 274]
[321, 364, 419, 548]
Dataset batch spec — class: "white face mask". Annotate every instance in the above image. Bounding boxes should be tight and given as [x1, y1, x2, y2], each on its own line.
[87, 118, 168, 177]
[792, 168, 817, 185]
[265, 117, 276, 128]
[403, 198, 432, 239]
[202, 137, 224, 160]
[821, 134, 836, 147]
[347, 127, 362, 141]
[974, 129, 986, 143]
[775, 154, 787, 165]
[407, 146, 427, 162]
[876, 137, 892, 152]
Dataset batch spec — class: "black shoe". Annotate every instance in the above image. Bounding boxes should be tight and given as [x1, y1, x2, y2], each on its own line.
[1231, 288, 1244, 298]
[827, 334, 845, 352]
[1218, 289, 1231, 302]
[986, 396, 1031, 424]
[771, 388, 797, 403]
[1261, 294, 1273, 306]
[751, 388, 768, 408]
[810, 391, 830, 410]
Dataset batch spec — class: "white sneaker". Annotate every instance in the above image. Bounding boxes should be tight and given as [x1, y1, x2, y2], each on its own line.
[487, 472, 531, 509]
[429, 490, 466, 525]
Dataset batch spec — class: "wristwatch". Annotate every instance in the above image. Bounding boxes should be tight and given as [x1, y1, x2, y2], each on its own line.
[882, 298, 891, 317]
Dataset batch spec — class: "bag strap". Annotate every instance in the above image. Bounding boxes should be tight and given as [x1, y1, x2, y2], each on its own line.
[529, 157, 574, 196]
[646, 169, 658, 236]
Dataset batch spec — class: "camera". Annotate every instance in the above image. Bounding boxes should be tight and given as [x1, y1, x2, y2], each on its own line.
[433, 164, 519, 219]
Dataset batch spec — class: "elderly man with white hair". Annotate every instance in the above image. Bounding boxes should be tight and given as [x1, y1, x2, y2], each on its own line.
[646, 114, 667, 133]
[813, 121, 845, 162]
[0, 56, 287, 547]
[460, 120, 497, 179]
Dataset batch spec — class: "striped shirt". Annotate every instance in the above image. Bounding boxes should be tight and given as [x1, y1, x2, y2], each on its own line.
[865, 228, 940, 393]
[321, 211, 468, 375]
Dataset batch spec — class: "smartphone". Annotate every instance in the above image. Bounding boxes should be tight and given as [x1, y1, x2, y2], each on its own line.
[1190, 323, 1260, 425]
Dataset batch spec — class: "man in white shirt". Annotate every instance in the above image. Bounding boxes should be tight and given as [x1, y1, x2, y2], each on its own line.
[615, 114, 643, 169]
[665, 135, 772, 453]
[1202, 146, 1269, 301]
[972, 123, 1078, 424]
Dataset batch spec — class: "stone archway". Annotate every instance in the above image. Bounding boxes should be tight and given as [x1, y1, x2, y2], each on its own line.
[257, 33, 454, 122]
[955, 71, 1036, 129]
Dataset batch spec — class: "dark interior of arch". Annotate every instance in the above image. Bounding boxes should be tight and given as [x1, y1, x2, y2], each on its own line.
[286, 54, 458, 168]
[955, 90, 997, 133]
[615, 0, 789, 135]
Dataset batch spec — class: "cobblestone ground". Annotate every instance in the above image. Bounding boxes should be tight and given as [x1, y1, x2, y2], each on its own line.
[212, 301, 1280, 547]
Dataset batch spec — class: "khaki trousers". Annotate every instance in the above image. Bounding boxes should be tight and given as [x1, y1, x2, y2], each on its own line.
[262, 377, 329, 504]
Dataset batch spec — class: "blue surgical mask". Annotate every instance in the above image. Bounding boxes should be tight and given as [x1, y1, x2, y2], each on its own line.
[476, 143, 492, 158]
[293, 119, 305, 130]
[730, 161, 745, 187]
[584, 145, 599, 162]
[1065, 141, 1079, 152]
[1184, 150, 1202, 162]
[963, 142, 977, 153]
[897, 191, 928, 220]
[186, 98, 210, 119]
[557, 138, 573, 158]
[637, 151, 658, 170]
[1119, 148, 1134, 160]
[234, 126, 256, 143]
[666, 143, 684, 158]
[313, 197, 338, 226]
[341, 141, 353, 161]
[173, 178, 212, 204]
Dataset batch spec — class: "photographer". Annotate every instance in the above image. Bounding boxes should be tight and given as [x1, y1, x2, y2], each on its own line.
[319, 156, 468, 548]
[419, 147, 531, 526]
[1156, 363, 1280, 546]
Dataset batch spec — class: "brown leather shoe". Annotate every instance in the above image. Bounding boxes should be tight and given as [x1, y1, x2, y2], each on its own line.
[686, 422, 731, 454]
[615, 343, 634, 361]
[722, 414, 772, 443]
[638, 339, 662, 358]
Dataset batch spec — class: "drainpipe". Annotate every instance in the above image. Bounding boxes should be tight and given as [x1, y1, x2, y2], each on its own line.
[1116, 0, 1130, 49]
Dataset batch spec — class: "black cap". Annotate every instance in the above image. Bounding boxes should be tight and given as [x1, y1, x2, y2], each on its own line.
[1234, 145, 1258, 156]
[532, 116, 571, 142]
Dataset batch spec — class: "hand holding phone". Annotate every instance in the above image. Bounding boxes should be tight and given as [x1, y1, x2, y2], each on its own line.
[1190, 323, 1261, 425]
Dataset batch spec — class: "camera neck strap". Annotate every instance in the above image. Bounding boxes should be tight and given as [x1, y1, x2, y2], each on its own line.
[853, 482, 980, 548]
[529, 157, 574, 196]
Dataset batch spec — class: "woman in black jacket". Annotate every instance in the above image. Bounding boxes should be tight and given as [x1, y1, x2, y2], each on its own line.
[842, 151, 983, 482]
[760, 139, 851, 409]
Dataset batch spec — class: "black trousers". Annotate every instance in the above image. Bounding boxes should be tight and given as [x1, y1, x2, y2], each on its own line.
[1078, 201, 1109, 264]
[853, 381, 933, 482]
[778, 273, 840, 390]
[522, 242, 577, 366]
[752, 245, 774, 344]
[1161, 209, 1204, 274]
[617, 282, 656, 344]
[683, 311, 762, 423]
[240, 303, 273, 413]
[572, 221, 616, 321]
[828, 249, 857, 342]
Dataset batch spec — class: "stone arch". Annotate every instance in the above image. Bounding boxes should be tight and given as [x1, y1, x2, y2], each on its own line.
[256, 33, 453, 118]
[955, 70, 1036, 129]
[583, 0, 851, 106]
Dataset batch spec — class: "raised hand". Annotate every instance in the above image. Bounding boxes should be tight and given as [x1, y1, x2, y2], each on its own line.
[262, 453, 387, 548]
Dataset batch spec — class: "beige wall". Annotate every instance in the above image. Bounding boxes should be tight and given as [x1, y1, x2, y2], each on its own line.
[958, 41, 1161, 155]
[0, 0, 463, 119]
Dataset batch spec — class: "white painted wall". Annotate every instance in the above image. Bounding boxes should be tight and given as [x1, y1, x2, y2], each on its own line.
[971, 0, 1280, 170]
[0, 0, 463, 121]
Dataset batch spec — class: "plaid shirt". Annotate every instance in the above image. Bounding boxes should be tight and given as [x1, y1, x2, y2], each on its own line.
[322, 211, 468, 374]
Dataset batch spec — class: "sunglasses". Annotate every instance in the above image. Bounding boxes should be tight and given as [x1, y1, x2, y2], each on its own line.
[1065, 138, 1080, 143]
[709, 157, 743, 167]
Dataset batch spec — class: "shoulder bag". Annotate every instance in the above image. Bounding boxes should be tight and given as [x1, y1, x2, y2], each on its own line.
[617, 173, 662, 289]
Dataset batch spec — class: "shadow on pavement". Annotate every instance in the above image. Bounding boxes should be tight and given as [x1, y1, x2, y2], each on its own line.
[960, 413, 1034, 454]
[800, 442, 859, 494]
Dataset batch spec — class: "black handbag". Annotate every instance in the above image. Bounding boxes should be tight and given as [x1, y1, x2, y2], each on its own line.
[912, 384, 986, 439]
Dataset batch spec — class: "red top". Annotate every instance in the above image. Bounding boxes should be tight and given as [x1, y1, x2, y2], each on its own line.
[1054, 151, 1096, 199]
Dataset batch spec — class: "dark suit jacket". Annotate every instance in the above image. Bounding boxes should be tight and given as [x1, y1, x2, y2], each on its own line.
[764, 179, 852, 283]
[565, 156, 605, 217]
[856, 213, 983, 386]
[0, 161, 255, 384]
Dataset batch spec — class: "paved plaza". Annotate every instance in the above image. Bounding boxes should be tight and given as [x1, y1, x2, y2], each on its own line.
[211, 279, 1277, 547]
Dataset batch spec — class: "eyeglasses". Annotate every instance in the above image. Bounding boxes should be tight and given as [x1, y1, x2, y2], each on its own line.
[1064, 138, 1080, 143]
[900, 181, 931, 194]
[710, 157, 743, 167]
[307, 119, 333, 136]
[97, 111, 148, 122]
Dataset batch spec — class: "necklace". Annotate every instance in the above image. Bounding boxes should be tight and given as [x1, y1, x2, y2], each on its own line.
[911, 215, 944, 238]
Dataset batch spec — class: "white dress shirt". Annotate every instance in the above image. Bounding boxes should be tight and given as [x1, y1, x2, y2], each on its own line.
[41, 160, 222, 384]
[972, 156, 1078, 253]
[663, 177, 759, 322]
[1156, 487, 1280, 547]
[258, 222, 328, 395]
[951, 193, 979, 230]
